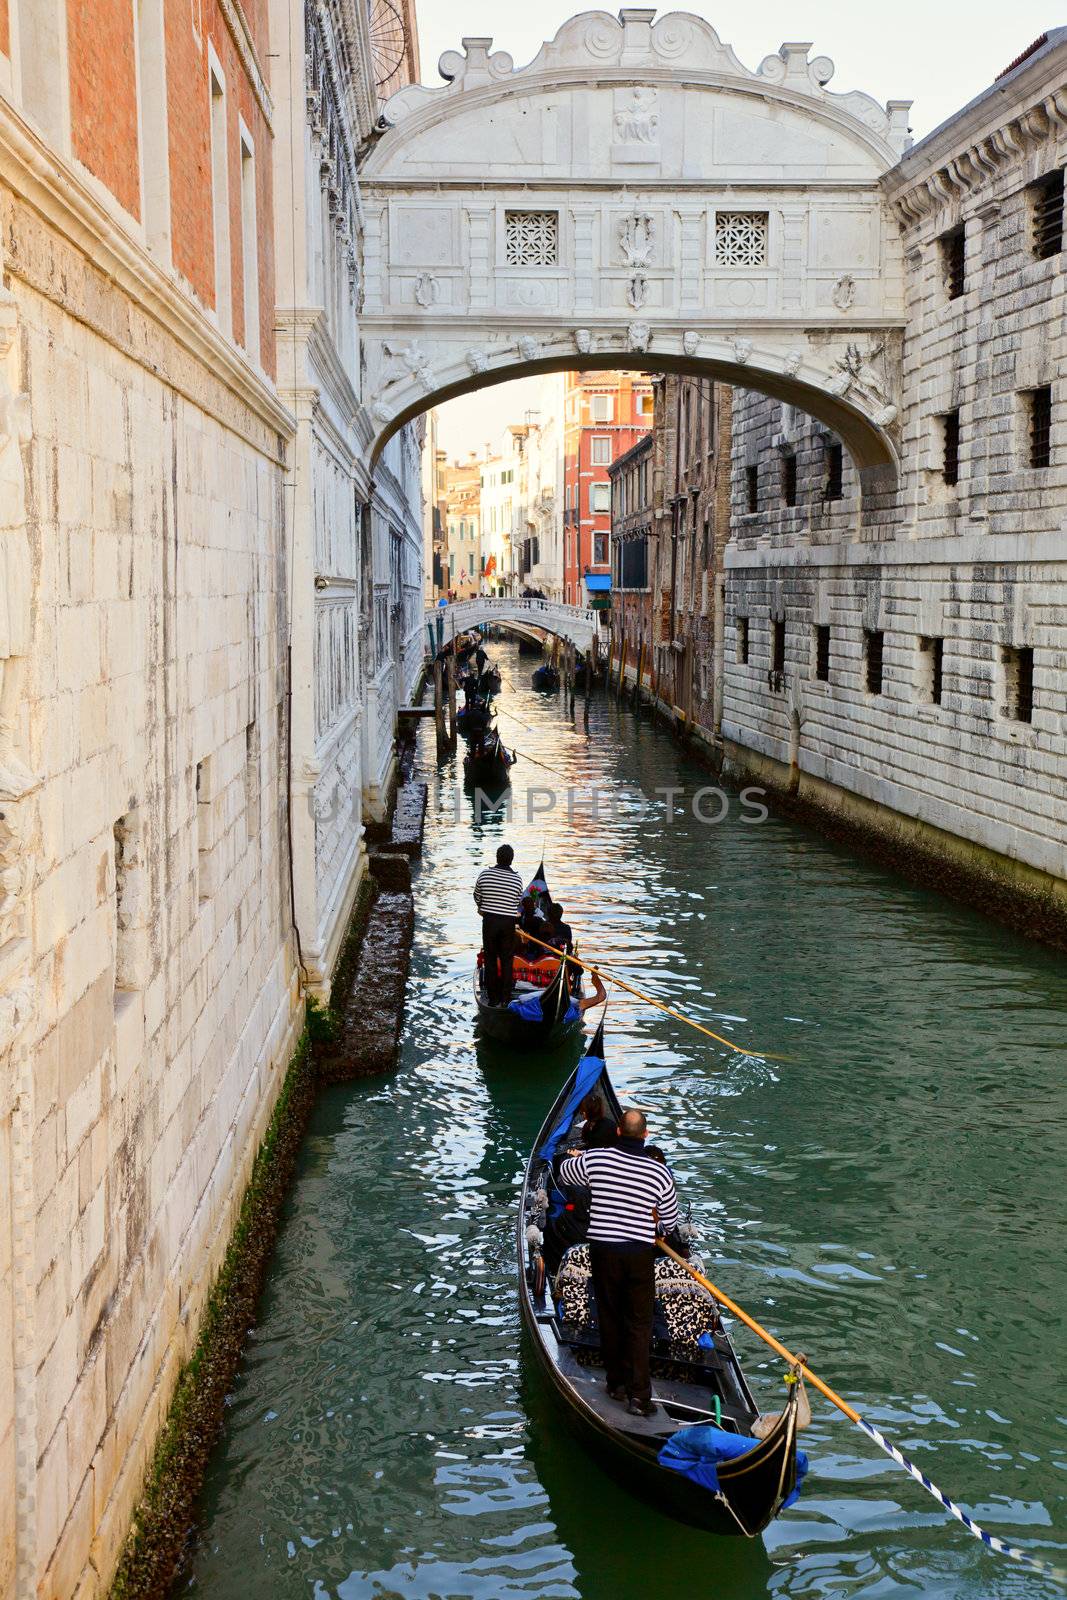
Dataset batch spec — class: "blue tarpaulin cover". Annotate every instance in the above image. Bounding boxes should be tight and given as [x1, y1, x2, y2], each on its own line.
[658, 1425, 808, 1508]
[508, 991, 579, 1026]
[583, 574, 611, 592]
[537, 1047, 604, 1164]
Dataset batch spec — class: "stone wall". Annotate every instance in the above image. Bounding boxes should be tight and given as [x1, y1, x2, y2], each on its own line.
[0, 139, 300, 1597]
[721, 35, 1067, 906]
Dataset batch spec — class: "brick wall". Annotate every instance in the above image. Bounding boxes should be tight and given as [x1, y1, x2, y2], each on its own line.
[67, 0, 141, 219]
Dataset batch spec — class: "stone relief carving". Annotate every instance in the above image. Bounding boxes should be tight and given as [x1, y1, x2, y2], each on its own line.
[383, 340, 434, 393]
[627, 273, 649, 310]
[516, 334, 539, 361]
[0, 286, 34, 802]
[466, 348, 488, 374]
[414, 272, 439, 308]
[370, 400, 392, 425]
[732, 337, 753, 366]
[618, 211, 655, 268]
[627, 321, 652, 353]
[783, 349, 804, 376]
[573, 328, 593, 354]
[682, 331, 700, 357]
[828, 340, 898, 424]
[614, 87, 659, 144]
[831, 273, 856, 311]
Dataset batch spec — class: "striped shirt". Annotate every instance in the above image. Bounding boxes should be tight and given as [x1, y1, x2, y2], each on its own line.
[557, 1143, 678, 1246]
[474, 865, 524, 918]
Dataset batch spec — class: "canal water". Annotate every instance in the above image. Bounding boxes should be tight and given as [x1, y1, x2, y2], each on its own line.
[186, 641, 1067, 1600]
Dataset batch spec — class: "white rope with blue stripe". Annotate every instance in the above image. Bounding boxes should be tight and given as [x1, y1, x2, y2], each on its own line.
[855, 1415, 1067, 1586]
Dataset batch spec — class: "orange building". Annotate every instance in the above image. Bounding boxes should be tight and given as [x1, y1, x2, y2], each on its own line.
[562, 371, 653, 607]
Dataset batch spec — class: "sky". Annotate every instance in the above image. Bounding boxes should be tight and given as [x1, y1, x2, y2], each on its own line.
[420, 1, 1059, 458]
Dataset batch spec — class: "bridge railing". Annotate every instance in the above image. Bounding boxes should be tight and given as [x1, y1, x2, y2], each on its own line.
[423, 594, 601, 644]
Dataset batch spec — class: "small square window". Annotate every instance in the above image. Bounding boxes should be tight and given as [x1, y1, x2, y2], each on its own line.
[505, 210, 558, 266]
[940, 225, 966, 299]
[736, 616, 749, 665]
[919, 636, 944, 705]
[814, 624, 830, 683]
[782, 454, 797, 507]
[1001, 645, 1034, 722]
[590, 436, 612, 465]
[590, 395, 614, 423]
[941, 409, 960, 485]
[1025, 385, 1052, 467]
[1030, 169, 1064, 260]
[864, 630, 885, 695]
[745, 464, 759, 513]
[715, 212, 768, 266]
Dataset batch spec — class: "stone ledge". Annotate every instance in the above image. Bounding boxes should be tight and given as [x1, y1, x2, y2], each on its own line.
[317, 885, 415, 1082]
[389, 780, 428, 857]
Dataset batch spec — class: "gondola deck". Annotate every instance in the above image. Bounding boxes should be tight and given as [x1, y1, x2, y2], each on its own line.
[517, 1026, 803, 1535]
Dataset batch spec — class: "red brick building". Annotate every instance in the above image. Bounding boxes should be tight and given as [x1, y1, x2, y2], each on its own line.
[562, 371, 653, 607]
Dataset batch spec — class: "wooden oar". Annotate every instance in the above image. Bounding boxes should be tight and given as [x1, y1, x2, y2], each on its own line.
[518, 930, 782, 1060]
[656, 1240, 1067, 1586]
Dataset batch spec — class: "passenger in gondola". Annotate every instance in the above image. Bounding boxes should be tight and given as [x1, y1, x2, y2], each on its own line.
[473, 843, 524, 1005]
[545, 902, 573, 954]
[579, 1091, 617, 1148]
[558, 1109, 678, 1417]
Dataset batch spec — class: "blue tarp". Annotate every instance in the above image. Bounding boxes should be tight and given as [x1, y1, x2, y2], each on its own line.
[658, 1424, 808, 1509]
[537, 1049, 604, 1164]
[508, 991, 579, 1026]
[583, 574, 611, 592]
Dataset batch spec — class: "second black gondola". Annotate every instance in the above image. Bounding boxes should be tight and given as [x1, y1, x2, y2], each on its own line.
[518, 1028, 806, 1534]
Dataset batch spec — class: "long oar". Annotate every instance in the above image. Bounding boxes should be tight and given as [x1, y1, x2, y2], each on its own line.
[657, 1241, 1066, 1587]
[518, 929, 782, 1060]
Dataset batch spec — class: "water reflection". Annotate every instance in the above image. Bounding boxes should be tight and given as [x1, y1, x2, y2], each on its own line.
[186, 640, 1067, 1600]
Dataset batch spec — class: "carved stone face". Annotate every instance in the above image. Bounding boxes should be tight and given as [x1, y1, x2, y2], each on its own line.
[574, 328, 592, 354]
[682, 331, 699, 357]
[627, 321, 652, 352]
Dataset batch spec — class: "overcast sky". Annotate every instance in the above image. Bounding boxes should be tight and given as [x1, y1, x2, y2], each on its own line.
[421, 1, 1057, 457]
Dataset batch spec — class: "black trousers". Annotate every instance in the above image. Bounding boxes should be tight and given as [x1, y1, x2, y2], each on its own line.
[590, 1244, 656, 1402]
[482, 914, 516, 1004]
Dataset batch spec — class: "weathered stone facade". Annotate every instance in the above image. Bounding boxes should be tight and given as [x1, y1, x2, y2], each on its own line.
[722, 32, 1067, 913]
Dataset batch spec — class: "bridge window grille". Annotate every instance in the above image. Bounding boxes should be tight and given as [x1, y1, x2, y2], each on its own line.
[1030, 169, 1064, 259]
[715, 212, 768, 265]
[940, 225, 966, 299]
[1026, 385, 1052, 467]
[505, 210, 558, 266]
[864, 630, 885, 695]
[814, 624, 830, 682]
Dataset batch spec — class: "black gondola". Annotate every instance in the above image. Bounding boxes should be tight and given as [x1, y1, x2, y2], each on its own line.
[532, 663, 560, 692]
[518, 1027, 805, 1534]
[463, 728, 515, 785]
[474, 861, 583, 1049]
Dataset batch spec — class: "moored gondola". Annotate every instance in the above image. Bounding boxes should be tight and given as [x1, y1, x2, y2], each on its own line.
[532, 663, 560, 692]
[463, 727, 515, 785]
[518, 1027, 806, 1534]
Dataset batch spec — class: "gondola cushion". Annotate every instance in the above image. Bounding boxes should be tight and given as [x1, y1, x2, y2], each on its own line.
[659, 1425, 808, 1507]
[508, 990, 580, 1024]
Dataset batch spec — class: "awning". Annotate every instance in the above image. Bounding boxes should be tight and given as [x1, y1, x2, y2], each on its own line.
[583, 573, 611, 592]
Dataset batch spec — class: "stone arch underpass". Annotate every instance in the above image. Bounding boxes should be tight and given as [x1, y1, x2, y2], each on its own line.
[428, 595, 601, 654]
[360, 8, 912, 494]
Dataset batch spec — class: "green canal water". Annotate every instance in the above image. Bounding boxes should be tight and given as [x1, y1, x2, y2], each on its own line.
[186, 643, 1067, 1600]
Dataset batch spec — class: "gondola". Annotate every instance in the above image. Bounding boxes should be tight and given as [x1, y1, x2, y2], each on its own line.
[532, 663, 560, 692]
[463, 728, 515, 785]
[518, 1027, 806, 1534]
[474, 861, 584, 1049]
[456, 692, 492, 737]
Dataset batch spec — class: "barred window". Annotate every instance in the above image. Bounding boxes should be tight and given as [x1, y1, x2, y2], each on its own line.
[1002, 645, 1034, 723]
[941, 409, 960, 485]
[1026, 385, 1052, 467]
[825, 442, 843, 501]
[864, 629, 885, 695]
[745, 464, 759, 513]
[715, 212, 768, 266]
[919, 636, 944, 705]
[1030, 169, 1064, 260]
[736, 616, 749, 665]
[940, 225, 966, 299]
[782, 453, 797, 507]
[505, 210, 558, 266]
[814, 624, 830, 683]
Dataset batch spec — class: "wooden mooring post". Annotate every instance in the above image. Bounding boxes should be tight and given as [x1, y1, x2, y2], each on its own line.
[634, 631, 646, 706]
[446, 652, 457, 745]
[434, 656, 446, 751]
[616, 634, 628, 700]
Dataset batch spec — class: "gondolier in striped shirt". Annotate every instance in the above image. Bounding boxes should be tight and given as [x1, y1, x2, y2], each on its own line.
[558, 1110, 678, 1417]
[473, 844, 524, 1004]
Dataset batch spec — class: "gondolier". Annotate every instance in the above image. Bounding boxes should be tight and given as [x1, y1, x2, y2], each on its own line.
[558, 1109, 678, 1417]
[473, 844, 524, 1004]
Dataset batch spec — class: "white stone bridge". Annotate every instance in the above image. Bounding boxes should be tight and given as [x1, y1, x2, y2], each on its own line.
[425, 596, 601, 653]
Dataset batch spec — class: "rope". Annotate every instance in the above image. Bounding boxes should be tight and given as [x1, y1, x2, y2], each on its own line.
[655, 1243, 1067, 1588]
[518, 930, 781, 1060]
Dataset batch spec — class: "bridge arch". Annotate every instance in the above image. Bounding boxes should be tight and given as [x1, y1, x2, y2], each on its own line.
[361, 8, 911, 491]
[427, 596, 601, 653]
